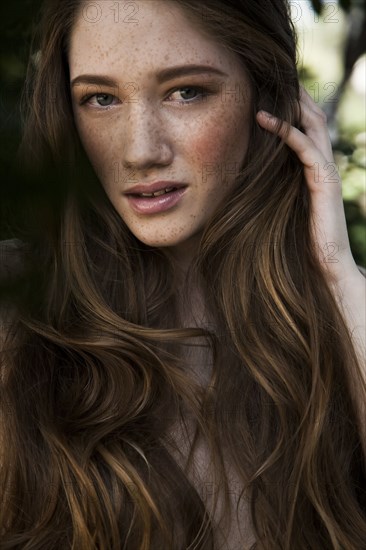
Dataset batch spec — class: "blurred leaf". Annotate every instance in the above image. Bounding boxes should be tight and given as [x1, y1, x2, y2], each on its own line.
[342, 167, 366, 200]
[310, 0, 323, 15]
[348, 222, 366, 265]
[339, 0, 352, 12]
[309, 0, 358, 14]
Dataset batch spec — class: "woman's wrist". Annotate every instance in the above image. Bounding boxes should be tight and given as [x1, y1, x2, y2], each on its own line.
[329, 268, 366, 364]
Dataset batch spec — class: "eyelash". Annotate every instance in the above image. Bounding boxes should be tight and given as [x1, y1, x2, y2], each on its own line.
[79, 85, 213, 110]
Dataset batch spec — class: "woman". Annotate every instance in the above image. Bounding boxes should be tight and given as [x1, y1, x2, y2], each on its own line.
[1, 0, 365, 548]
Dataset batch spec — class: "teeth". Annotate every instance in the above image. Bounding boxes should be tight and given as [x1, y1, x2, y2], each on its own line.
[140, 187, 175, 197]
[151, 189, 166, 197]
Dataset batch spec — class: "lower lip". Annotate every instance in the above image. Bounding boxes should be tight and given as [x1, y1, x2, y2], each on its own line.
[125, 187, 187, 214]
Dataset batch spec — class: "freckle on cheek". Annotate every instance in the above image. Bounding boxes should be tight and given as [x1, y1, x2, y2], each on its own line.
[194, 134, 223, 161]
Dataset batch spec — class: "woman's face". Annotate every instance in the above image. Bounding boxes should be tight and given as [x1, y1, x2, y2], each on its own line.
[69, 0, 252, 259]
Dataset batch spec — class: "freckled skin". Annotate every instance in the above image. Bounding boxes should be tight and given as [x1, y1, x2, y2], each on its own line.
[69, 0, 252, 265]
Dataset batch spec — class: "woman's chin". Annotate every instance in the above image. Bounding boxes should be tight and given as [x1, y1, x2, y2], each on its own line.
[128, 229, 193, 250]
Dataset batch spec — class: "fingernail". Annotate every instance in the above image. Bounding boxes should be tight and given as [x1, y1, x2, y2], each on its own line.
[258, 110, 274, 118]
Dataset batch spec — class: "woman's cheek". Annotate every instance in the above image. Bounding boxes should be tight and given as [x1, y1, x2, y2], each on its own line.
[190, 119, 245, 189]
[77, 122, 114, 185]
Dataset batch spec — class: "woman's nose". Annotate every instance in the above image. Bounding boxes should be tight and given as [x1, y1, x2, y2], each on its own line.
[121, 103, 173, 171]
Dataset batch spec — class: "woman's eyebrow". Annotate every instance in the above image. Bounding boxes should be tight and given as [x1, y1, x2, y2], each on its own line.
[70, 64, 228, 88]
[155, 64, 228, 83]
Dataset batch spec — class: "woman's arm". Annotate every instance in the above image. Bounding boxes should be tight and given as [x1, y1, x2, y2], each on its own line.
[335, 265, 366, 377]
[333, 266, 365, 367]
[331, 267, 366, 459]
[257, 89, 366, 459]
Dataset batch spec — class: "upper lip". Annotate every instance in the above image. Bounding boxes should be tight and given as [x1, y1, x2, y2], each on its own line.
[124, 181, 187, 195]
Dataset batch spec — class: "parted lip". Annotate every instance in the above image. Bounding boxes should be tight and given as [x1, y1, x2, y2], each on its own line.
[124, 181, 188, 195]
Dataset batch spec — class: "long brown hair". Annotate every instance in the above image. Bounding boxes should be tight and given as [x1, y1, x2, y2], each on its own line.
[1, 0, 366, 548]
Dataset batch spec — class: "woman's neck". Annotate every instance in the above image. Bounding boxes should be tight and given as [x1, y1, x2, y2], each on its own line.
[161, 229, 203, 276]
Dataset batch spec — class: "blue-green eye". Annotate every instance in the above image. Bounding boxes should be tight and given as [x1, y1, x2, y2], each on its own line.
[95, 94, 114, 106]
[80, 93, 118, 108]
[176, 87, 199, 100]
[167, 86, 210, 105]
[79, 85, 212, 110]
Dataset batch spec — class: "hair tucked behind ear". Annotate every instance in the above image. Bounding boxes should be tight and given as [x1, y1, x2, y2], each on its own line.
[1, 0, 366, 549]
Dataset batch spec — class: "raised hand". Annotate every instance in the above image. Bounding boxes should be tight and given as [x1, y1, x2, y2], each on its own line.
[256, 85, 361, 288]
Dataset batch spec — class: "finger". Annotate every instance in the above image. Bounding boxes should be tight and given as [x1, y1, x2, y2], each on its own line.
[257, 108, 333, 165]
[291, 86, 321, 123]
[293, 87, 333, 150]
[296, 101, 333, 161]
[256, 111, 340, 190]
[299, 86, 322, 110]
[256, 111, 323, 166]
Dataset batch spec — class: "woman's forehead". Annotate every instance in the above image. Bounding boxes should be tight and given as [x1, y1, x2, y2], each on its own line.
[68, 0, 244, 81]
